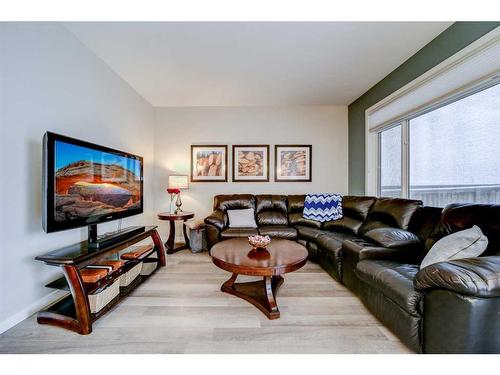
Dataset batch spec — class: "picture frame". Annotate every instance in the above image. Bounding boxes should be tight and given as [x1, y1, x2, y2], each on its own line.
[232, 145, 270, 182]
[191, 145, 228, 182]
[275, 145, 312, 182]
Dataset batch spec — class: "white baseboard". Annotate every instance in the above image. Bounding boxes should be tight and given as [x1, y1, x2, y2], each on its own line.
[0, 290, 68, 335]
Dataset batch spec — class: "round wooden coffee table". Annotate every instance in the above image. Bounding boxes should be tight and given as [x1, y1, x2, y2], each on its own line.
[211, 238, 308, 319]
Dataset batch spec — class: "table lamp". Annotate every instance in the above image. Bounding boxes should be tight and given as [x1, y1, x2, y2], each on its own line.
[168, 175, 189, 214]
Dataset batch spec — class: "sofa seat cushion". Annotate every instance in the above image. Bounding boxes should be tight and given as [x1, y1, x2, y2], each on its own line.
[221, 228, 259, 238]
[296, 225, 327, 242]
[355, 260, 423, 316]
[258, 225, 297, 239]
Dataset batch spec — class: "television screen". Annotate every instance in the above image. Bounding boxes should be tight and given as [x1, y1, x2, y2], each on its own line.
[43, 132, 143, 233]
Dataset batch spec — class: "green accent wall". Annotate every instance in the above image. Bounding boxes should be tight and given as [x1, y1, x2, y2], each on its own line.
[348, 22, 500, 195]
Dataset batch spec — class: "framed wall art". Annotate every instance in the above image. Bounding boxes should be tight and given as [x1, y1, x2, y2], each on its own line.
[275, 145, 312, 182]
[232, 145, 269, 182]
[191, 145, 228, 182]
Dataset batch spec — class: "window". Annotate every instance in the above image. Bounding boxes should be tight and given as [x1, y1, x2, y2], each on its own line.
[378, 83, 500, 207]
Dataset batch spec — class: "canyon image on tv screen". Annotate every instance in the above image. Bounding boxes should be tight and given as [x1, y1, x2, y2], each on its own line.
[42, 132, 144, 233]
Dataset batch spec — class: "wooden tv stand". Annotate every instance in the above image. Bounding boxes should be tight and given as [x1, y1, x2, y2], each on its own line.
[35, 226, 165, 335]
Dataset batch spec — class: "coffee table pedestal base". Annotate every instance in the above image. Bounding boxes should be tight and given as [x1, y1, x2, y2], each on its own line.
[221, 273, 284, 319]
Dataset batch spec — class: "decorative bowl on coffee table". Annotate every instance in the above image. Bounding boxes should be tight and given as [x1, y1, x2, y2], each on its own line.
[248, 235, 271, 249]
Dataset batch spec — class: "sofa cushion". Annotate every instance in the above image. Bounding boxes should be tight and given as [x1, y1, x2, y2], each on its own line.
[324, 196, 377, 235]
[214, 194, 255, 212]
[221, 228, 259, 238]
[420, 225, 488, 269]
[296, 225, 327, 242]
[258, 225, 297, 239]
[227, 208, 257, 228]
[256, 195, 288, 226]
[287, 195, 321, 228]
[355, 260, 423, 316]
[359, 197, 422, 235]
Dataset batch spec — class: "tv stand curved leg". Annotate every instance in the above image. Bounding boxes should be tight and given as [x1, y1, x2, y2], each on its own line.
[37, 264, 93, 335]
[151, 229, 167, 267]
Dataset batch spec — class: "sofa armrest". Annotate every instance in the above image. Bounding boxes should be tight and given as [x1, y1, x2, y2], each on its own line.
[363, 227, 419, 249]
[357, 246, 416, 262]
[342, 239, 417, 262]
[204, 210, 225, 231]
[414, 256, 500, 298]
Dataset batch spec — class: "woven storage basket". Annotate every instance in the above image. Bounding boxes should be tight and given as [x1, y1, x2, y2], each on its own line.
[119, 263, 142, 287]
[88, 279, 120, 313]
[140, 259, 157, 276]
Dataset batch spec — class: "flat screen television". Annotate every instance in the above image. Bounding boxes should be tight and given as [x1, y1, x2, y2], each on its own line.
[42, 132, 144, 235]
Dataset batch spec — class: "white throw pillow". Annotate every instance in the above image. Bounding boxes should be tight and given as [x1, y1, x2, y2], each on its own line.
[227, 208, 257, 228]
[420, 225, 488, 269]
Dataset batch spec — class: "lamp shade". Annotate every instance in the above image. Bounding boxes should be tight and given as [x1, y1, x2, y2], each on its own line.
[168, 175, 189, 190]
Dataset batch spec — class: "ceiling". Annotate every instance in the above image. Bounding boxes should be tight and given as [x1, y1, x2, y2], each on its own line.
[64, 22, 452, 107]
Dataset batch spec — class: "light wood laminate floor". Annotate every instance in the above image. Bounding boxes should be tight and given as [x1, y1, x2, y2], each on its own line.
[0, 250, 411, 353]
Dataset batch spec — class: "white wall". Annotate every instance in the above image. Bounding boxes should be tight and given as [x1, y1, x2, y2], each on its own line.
[0, 23, 155, 332]
[153, 106, 348, 238]
[0, 24, 350, 334]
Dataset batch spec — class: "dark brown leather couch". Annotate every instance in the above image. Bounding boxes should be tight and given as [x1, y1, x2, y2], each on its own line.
[204, 194, 500, 353]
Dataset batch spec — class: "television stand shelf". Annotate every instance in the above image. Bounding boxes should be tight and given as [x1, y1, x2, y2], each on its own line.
[35, 225, 165, 335]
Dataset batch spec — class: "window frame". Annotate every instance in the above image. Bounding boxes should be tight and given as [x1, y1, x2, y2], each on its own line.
[376, 79, 500, 199]
[376, 122, 406, 198]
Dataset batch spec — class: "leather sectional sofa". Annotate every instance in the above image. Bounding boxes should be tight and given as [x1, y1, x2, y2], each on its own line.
[204, 194, 500, 353]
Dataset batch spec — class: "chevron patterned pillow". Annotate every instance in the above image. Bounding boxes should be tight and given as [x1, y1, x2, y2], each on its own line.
[303, 194, 343, 222]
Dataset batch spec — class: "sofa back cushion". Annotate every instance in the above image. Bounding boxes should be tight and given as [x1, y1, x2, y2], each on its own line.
[358, 197, 422, 235]
[406, 206, 443, 262]
[255, 195, 288, 226]
[323, 195, 376, 235]
[213, 194, 255, 212]
[287, 195, 321, 228]
[424, 203, 500, 256]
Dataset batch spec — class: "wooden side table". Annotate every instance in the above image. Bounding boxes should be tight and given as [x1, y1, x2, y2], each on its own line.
[157, 212, 195, 254]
